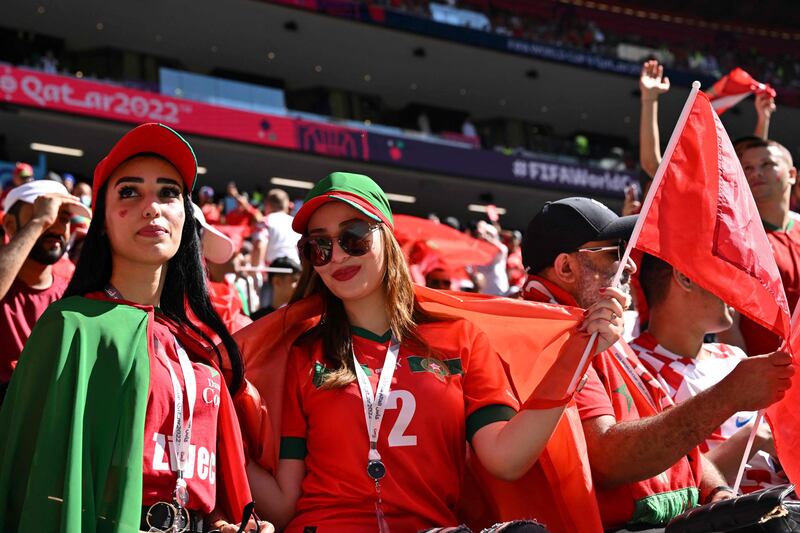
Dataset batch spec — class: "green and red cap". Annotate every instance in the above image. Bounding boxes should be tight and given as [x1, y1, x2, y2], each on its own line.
[292, 172, 394, 233]
[92, 123, 197, 207]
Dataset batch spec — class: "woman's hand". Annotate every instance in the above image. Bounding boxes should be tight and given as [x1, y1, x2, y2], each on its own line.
[579, 286, 629, 353]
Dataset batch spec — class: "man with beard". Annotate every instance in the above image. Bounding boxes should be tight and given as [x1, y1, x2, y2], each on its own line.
[520, 198, 791, 531]
[0, 181, 90, 398]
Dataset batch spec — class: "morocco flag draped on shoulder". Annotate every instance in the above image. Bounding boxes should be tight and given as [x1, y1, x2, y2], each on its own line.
[231, 286, 603, 533]
[628, 82, 800, 485]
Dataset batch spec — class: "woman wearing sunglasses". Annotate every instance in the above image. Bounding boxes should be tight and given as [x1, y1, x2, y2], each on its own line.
[0, 124, 270, 533]
[245, 172, 627, 532]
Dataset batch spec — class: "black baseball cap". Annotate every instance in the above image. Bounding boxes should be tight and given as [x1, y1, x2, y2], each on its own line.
[268, 256, 302, 274]
[522, 197, 637, 273]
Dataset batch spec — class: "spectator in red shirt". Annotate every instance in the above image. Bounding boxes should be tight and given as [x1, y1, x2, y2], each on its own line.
[0, 162, 35, 209]
[502, 229, 525, 291]
[0, 123, 267, 532]
[199, 185, 222, 224]
[520, 197, 790, 530]
[0, 180, 90, 393]
[244, 173, 624, 531]
[719, 139, 800, 354]
[223, 183, 262, 235]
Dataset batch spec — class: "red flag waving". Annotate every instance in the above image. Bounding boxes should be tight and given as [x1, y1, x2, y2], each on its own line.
[706, 68, 776, 115]
[394, 214, 499, 273]
[634, 88, 790, 340]
[231, 286, 602, 532]
[631, 85, 800, 490]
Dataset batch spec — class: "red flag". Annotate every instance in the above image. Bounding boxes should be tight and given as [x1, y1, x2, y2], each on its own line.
[631, 86, 800, 489]
[394, 214, 499, 274]
[706, 68, 776, 115]
[634, 89, 790, 340]
[230, 286, 602, 532]
[766, 306, 800, 490]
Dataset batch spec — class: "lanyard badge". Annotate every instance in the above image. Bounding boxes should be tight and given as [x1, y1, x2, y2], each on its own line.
[353, 337, 400, 533]
[155, 336, 197, 514]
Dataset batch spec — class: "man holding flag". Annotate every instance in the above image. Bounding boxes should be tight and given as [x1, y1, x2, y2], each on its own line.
[605, 78, 800, 519]
[634, 253, 788, 492]
[520, 196, 792, 531]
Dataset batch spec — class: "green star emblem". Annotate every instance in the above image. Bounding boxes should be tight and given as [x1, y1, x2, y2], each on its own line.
[612, 384, 633, 412]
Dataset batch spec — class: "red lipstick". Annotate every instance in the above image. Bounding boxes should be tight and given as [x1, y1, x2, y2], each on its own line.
[332, 266, 361, 281]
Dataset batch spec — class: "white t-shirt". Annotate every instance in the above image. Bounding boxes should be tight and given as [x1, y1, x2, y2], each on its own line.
[475, 240, 509, 296]
[264, 211, 300, 263]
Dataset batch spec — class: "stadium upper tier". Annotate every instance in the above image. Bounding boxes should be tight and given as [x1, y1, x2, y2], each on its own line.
[264, 0, 800, 107]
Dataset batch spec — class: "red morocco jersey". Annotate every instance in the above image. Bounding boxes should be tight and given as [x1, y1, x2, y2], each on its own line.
[281, 319, 519, 532]
[141, 319, 223, 513]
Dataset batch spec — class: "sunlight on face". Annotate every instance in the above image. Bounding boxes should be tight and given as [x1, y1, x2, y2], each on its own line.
[104, 155, 185, 268]
[306, 201, 386, 303]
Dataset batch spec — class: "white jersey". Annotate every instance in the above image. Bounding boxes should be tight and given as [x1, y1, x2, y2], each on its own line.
[264, 211, 300, 263]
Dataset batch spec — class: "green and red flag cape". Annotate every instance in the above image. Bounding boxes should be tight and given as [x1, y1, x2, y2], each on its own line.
[0, 295, 251, 532]
[232, 285, 604, 533]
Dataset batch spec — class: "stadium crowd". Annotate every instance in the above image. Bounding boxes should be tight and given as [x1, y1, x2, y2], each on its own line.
[379, 0, 800, 96]
[0, 58, 797, 533]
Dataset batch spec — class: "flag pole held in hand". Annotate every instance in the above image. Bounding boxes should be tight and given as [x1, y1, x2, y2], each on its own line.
[565, 82, 703, 395]
[733, 303, 800, 494]
[733, 409, 764, 495]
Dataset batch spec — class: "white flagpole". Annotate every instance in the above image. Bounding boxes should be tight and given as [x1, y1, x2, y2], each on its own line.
[731, 300, 800, 494]
[565, 81, 702, 394]
[612, 80, 701, 287]
[732, 409, 763, 494]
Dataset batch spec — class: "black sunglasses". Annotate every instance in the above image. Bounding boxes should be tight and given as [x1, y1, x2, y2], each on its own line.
[298, 220, 381, 267]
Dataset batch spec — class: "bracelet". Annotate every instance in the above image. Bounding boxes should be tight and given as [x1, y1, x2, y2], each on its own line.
[706, 485, 736, 502]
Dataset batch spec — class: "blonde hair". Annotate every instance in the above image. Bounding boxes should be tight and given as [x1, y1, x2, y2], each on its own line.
[292, 223, 445, 388]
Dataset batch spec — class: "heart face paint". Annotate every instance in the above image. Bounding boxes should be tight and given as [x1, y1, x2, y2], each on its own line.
[103, 155, 185, 268]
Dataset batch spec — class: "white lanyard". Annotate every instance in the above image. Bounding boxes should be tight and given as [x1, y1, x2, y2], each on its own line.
[154, 335, 197, 506]
[353, 338, 399, 464]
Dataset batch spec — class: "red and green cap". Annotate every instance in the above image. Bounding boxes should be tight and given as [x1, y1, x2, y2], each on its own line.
[92, 123, 197, 207]
[292, 172, 394, 233]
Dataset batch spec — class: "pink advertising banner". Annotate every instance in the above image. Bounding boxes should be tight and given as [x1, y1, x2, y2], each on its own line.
[0, 65, 299, 151]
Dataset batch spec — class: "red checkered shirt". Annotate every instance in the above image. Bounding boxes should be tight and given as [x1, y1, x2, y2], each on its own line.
[631, 332, 787, 493]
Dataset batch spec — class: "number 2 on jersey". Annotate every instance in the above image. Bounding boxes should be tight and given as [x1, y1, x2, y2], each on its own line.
[386, 389, 417, 447]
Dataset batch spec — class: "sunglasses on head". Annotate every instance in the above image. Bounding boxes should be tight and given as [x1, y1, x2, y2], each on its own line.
[298, 220, 381, 267]
[576, 239, 628, 262]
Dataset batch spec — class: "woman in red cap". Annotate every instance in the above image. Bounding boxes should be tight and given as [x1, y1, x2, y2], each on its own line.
[0, 123, 271, 533]
[244, 172, 628, 532]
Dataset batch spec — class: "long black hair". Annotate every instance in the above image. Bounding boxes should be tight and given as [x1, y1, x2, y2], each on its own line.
[65, 178, 245, 394]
